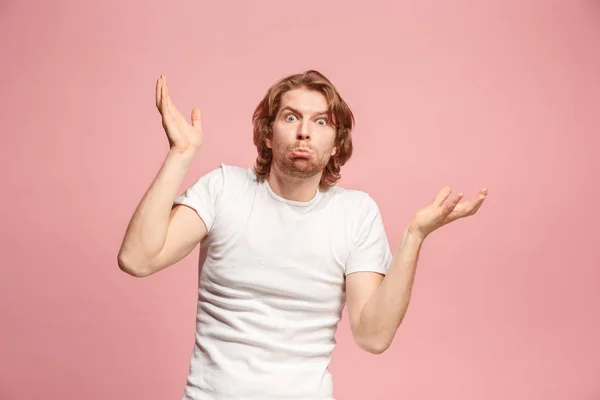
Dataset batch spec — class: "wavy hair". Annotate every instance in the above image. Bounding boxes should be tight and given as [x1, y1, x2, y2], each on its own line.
[252, 70, 355, 188]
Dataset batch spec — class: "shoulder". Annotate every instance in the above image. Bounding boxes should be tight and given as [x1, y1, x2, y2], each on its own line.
[219, 163, 254, 180]
[322, 186, 384, 236]
[218, 163, 259, 193]
[192, 163, 256, 189]
[180, 164, 257, 203]
[326, 185, 381, 215]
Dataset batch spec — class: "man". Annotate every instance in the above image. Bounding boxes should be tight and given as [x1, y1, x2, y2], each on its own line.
[117, 70, 487, 399]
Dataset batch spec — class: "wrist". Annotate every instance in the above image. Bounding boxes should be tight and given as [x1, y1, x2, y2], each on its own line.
[406, 223, 427, 243]
[394, 226, 426, 254]
[167, 147, 196, 162]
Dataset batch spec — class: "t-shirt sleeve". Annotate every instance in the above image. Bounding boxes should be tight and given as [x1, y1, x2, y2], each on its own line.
[173, 165, 225, 233]
[345, 195, 393, 276]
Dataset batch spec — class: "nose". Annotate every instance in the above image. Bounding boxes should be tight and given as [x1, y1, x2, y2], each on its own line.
[296, 121, 310, 140]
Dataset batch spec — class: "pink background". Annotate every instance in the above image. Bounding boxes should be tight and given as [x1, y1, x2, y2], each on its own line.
[1, 0, 599, 399]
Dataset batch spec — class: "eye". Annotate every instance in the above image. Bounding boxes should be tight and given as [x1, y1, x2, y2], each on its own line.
[285, 114, 297, 122]
[316, 118, 327, 126]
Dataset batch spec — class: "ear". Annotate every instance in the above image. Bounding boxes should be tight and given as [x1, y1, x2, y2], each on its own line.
[265, 137, 272, 149]
[331, 146, 337, 157]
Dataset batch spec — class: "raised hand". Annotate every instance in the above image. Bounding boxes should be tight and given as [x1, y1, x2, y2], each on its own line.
[156, 75, 203, 154]
[408, 186, 488, 239]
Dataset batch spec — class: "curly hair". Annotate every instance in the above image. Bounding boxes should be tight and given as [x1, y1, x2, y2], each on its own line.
[252, 70, 354, 188]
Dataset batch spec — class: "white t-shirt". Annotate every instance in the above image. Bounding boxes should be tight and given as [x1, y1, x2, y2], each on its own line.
[174, 164, 392, 400]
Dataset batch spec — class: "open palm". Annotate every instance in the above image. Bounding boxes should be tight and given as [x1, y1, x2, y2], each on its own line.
[156, 75, 203, 153]
[409, 186, 488, 238]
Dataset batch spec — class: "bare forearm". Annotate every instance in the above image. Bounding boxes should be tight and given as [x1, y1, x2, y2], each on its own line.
[358, 228, 424, 351]
[118, 149, 194, 270]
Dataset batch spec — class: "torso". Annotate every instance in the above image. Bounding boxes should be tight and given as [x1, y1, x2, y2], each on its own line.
[178, 165, 387, 400]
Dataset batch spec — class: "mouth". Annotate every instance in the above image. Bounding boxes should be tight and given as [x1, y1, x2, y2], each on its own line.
[290, 148, 313, 158]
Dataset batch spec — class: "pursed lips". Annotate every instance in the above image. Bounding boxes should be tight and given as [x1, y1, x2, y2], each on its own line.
[290, 148, 313, 158]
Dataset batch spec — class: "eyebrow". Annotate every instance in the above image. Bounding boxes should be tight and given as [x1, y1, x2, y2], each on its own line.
[280, 106, 329, 117]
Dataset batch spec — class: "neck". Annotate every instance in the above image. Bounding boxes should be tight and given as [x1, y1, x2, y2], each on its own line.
[266, 168, 322, 202]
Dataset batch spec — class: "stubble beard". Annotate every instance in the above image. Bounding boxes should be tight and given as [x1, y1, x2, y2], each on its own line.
[273, 144, 331, 180]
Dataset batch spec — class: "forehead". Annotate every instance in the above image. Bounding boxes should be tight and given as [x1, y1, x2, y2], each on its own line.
[278, 88, 329, 114]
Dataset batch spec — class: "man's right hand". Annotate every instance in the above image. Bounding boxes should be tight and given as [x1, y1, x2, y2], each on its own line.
[156, 75, 203, 154]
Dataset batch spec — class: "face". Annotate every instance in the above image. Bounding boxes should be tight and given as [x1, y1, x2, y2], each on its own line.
[266, 87, 337, 181]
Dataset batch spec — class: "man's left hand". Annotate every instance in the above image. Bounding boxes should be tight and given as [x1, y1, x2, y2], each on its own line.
[408, 186, 488, 239]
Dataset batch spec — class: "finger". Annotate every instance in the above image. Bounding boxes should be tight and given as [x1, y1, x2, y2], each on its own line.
[449, 188, 486, 212]
[470, 201, 484, 215]
[156, 75, 162, 109]
[160, 76, 168, 110]
[467, 192, 487, 207]
[433, 186, 452, 206]
[450, 193, 486, 220]
[469, 194, 487, 215]
[164, 75, 173, 107]
[471, 190, 487, 209]
[442, 193, 463, 214]
[442, 193, 464, 216]
[191, 108, 202, 129]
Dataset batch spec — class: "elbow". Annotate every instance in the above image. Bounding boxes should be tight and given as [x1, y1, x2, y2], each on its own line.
[356, 335, 391, 355]
[117, 250, 151, 278]
[363, 341, 390, 355]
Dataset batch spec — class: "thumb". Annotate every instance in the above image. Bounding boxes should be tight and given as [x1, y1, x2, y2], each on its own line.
[191, 108, 202, 129]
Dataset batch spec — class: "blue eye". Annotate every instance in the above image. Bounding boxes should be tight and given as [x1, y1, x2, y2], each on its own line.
[317, 118, 327, 126]
[286, 115, 297, 122]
